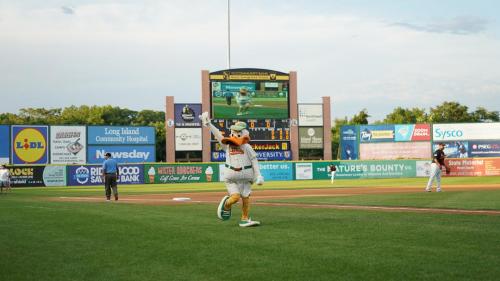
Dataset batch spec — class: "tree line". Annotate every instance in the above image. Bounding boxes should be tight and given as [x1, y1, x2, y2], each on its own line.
[1, 101, 498, 160]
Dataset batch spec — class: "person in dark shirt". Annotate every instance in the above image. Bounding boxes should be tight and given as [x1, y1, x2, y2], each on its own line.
[425, 143, 448, 192]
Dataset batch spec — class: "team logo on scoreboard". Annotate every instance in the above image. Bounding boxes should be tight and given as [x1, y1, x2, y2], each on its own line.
[13, 127, 48, 163]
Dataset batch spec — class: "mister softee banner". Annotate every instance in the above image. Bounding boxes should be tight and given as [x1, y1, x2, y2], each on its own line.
[67, 164, 144, 186]
[88, 126, 155, 145]
[0, 125, 9, 164]
[145, 164, 219, 184]
[11, 125, 49, 164]
[312, 160, 416, 179]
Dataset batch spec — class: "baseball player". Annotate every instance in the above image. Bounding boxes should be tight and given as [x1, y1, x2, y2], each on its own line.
[0, 164, 11, 193]
[425, 143, 449, 192]
[328, 164, 336, 184]
[200, 112, 264, 227]
[236, 88, 252, 116]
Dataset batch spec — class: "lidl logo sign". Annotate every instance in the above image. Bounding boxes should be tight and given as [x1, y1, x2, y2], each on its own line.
[12, 126, 49, 164]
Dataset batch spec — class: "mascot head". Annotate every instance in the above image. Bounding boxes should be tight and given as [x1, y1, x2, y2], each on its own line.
[222, 121, 250, 146]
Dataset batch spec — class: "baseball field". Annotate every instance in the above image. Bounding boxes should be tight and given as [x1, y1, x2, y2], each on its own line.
[1, 177, 500, 281]
[212, 97, 288, 119]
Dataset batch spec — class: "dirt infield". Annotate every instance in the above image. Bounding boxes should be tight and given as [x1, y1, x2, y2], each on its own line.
[55, 184, 500, 215]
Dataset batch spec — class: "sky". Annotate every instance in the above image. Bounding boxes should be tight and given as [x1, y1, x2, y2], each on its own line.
[1, 0, 499, 122]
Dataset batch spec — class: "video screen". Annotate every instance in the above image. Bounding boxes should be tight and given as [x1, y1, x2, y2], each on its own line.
[211, 81, 289, 119]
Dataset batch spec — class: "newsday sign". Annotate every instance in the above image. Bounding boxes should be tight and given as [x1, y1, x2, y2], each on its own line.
[433, 123, 500, 141]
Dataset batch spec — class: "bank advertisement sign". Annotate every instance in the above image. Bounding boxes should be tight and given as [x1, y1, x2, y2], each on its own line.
[360, 125, 395, 143]
[174, 104, 202, 127]
[50, 126, 86, 164]
[340, 125, 358, 160]
[299, 127, 324, 149]
[360, 142, 431, 160]
[9, 165, 66, 187]
[313, 160, 416, 179]
[175, 128, 202, 151]
[433, 123, 500, 141]
[394, 124, 431, 141]
[0, 125, 9, 164]
[67, 164, 144, 186]
[145, 164, 219, 184]
[88, 126, 155, 145]
[87, 146, 155, 164]
[298, 104, 323, 126]
[11, 125, 49, 164]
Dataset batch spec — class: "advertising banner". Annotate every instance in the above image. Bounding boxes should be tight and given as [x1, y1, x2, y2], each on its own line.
[312, 160, 416, 179]
[359, 125, 395, 143]
[218, 162, 293, 182]
[299, 127, 324, 149]
[0, 125, 9, 164]
[212, 141, 290, 152]
[87, 126, 155, 145]
[340, 125, 358, 160]
[445, 158, 500, 177]
[433, 123, 500, 141]
[468, 141, 500, 158]
[394, 124, 431, 141]
[50, 126, 86, 164]
[175, 128, 202, 151]
[174, 104, 202, 127]
[87, 146, 155, 164]
[211, 148, 292, 161]
[145, 164, 219, 184]
[298, 104, 323, 126]
[295, 163, 313, 180]
[67, 164, 144, 186]
[432, 141, 469, 158]
[11, 125, 49, 164]
[9, 165, 66, 187]
[259, 162, 294, 181]
[360, 142, 431, 160]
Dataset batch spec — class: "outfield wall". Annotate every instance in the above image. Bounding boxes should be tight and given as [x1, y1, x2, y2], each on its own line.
[7, 158, 500, 187]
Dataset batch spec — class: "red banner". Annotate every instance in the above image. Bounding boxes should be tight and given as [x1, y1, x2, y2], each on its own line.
[445, 158, 500, 176]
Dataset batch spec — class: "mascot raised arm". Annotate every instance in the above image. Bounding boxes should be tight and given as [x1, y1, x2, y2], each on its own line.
[200, 112, 264, 227]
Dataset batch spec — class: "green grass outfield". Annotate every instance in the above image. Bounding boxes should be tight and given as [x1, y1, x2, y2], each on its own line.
[1, 177, 500, 281]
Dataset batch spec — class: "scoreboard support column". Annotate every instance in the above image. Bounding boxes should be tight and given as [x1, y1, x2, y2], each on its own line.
[165, 96, 175, 163]
[289, 71, 299, 161]
[322, 96, 332, 160]
[201, 70, 211, 163]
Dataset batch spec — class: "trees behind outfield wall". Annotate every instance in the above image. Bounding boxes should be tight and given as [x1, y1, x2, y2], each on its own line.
[1, 101, 498, 161]
[0, 105, 167, 162]
[330, 102, 499, 159]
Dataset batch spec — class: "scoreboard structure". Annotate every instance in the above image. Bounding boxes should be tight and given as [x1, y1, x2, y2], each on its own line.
[165, 68, 332, 162]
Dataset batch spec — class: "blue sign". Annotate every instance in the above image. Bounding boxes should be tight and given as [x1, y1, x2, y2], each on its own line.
[340, 125, 358, 160]
[432, 141, 469, 158]
[259, 162, 293, 181]
[88, 126, 155, 145]
[67, 164, 144, 186]
[359, 125, 395, 143]
[87, 146, 155, 164]
[469, 141, 500, 158]
[174, 104, 202, 127]
[0, 125, 9, 163]
[395, 125, 413, 141]
[211, 150, 292, 161]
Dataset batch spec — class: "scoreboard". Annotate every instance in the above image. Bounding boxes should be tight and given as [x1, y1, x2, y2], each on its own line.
[212, 119, 290, 141]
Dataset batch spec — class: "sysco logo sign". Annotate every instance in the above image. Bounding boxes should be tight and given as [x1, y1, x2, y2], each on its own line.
[434, 128, 464, 140]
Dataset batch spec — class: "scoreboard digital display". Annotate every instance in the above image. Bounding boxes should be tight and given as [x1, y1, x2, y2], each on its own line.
[212, 119, 290, 141]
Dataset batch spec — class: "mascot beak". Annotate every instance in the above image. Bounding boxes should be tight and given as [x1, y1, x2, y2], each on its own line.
[221, 135, 250, 146]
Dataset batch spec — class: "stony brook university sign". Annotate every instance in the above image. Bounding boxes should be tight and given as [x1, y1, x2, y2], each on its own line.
[12, 126, 49, 164]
